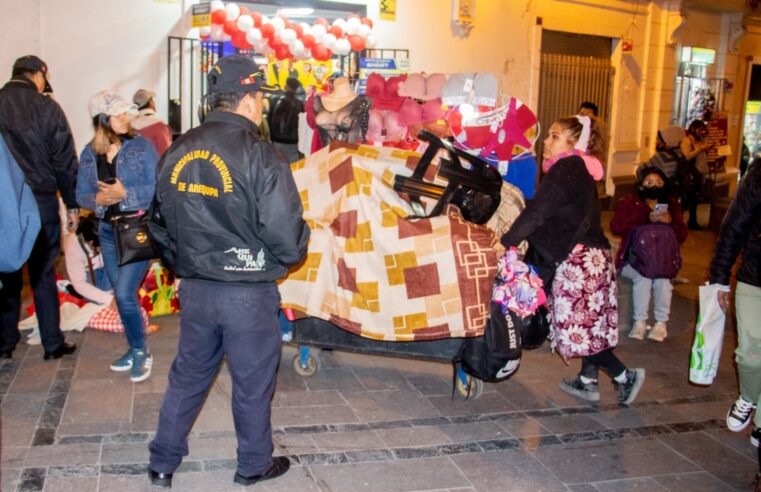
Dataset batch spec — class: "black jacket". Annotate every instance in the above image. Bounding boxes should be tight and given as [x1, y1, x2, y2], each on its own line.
[149, 111, 310, 283]
[709, 161, 761, 288]
[0, 78, 78, 208]
[501, 156, 610, 262]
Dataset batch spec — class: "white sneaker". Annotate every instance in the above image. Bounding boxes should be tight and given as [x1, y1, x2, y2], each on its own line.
[727, 396, 756, 432]
[628, 320, 648, 340]
[648, 321, 668, 342]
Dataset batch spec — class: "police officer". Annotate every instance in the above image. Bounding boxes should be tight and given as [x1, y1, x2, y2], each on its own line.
[147, 55, 309, 488]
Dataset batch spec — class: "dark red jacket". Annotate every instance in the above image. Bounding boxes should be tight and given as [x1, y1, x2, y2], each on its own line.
[610, 193, 688, 270]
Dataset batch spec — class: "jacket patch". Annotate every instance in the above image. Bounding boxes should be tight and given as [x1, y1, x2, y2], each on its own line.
[224, 247, 266, 271]
[170, 149, 233, 194]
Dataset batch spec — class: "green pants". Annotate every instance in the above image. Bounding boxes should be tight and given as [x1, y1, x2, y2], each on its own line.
[736, 282, 761, 426]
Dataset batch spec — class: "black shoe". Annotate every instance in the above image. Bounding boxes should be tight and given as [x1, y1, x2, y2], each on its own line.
[752, 426, 761, 448]
[559, 376, 600, 402]
[233, 457, 290, 486]
[0, 351, 12, 359]
[43, 342, 77, 360]
[148, 468, 172, 488]
[616, 368, 646, 405]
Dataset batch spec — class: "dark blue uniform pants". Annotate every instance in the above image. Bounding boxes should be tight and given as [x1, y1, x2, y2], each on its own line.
[0, 196, 64, 353]
[149, 279, 281, 476]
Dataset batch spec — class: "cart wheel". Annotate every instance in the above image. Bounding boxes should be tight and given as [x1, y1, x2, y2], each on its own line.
[292, 351, 321, 377]
[455, 373, 483, 400]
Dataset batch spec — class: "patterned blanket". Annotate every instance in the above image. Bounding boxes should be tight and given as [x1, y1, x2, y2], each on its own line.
[279, 143, 524, 341]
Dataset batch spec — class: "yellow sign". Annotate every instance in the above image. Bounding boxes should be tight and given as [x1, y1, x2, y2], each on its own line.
[267, 58, 334, 92]
[746, 101, 761, 115]
[380, 0, 396, 21]
[456, 0, 475, 23]
[192, 3, 211, 28]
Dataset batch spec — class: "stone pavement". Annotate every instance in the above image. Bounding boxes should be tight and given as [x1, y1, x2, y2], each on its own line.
[1, 215, 757, 491]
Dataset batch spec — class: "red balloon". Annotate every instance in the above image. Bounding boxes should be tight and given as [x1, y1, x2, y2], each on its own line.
[292, 23, 303, 38]
[361, 17, 373, 28]
[239, 6, 249, 15]
[312, 44, 331, 61]
[347, 34, 365, 51]
[231, 31, 250, 49]
[268, 35, 283, 49]
[260, 22, 275, 39]
[281, 16, 290, 29]
[251, 11, 262, 27]
[314, 18, 329, 27]
[223, 20, 239, 35]
[301, 33, 316, 48]
[211, 9, 227, 25]
[328, 25, 343, 38]
[275, 44, 292, 60]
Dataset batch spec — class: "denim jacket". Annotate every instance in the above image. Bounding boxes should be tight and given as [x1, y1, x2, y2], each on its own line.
[76, 135, 158, 218]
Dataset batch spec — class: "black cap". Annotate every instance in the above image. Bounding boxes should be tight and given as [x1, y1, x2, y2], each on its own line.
[12, 55, 52, 93]
[207, 55, 278, 95]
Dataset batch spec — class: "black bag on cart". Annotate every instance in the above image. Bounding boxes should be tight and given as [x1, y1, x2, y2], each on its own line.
[454, 300, 523, 383]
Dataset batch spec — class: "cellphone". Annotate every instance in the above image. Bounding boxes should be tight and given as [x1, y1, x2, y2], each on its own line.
[655, 203, 668, 212]
[102, 177, 117, 185]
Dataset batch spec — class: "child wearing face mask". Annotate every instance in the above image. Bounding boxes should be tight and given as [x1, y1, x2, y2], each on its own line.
[610, 167, 688, 341]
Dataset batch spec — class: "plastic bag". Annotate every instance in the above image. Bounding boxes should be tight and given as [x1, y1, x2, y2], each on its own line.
[689, 283, 729, 385]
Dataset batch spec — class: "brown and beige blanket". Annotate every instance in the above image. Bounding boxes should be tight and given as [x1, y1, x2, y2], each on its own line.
[278, 143, 524, 341]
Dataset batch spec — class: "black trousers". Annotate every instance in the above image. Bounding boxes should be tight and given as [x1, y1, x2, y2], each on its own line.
[149, 279, 281, 476]
[579, 348, 627, 380]
[0, 196, 64, 353]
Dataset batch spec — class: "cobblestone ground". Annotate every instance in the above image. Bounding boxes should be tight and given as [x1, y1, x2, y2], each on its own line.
[1, 209, 753, 491]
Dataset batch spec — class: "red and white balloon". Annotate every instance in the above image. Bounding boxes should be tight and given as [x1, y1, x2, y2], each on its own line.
[204, 2, 378, 61]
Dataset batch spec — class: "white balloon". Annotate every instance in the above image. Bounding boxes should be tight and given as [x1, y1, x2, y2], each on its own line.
[281, 28, 297, 43]
[258, 43, 272, 55]
[261, 15, 270, 25]
[321, 33, 337, 49]
[358, 24, 371, 38]
[236, 14, 254, 32]
[311, 24, 326, 41]
[199, 25, 212, 37]
[224, 3, 240, 21]
[334, 38, 351, 56]
[366, 32, 378, 48]
[298, 49, 312, 60]
[332, 18, 346, 29]
[300, 22, 312, 35]
[345, 17, 361, 35]
[246, 27, 262, 44]
[270, 16, 285, 33]
[210, 24, 225, 41]
[290, 39, 305, 54]
[210, 0, 224, 12]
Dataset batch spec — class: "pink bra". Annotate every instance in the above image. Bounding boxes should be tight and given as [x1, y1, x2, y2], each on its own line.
[365, 73, 406, 112]
[399, 98, 447, 126]
[398, 73, 447, 101]
[366, 109, 407, 142]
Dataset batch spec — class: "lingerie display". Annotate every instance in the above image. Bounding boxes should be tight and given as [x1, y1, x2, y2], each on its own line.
[312, 94, 371, 148]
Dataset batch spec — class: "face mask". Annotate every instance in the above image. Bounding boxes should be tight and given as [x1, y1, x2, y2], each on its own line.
[641, 186, 663, 200]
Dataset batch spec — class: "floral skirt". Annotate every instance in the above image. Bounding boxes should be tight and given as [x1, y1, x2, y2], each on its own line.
[549, 245, 618, 361]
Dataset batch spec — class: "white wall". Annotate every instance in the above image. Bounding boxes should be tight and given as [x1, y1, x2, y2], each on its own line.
[0, 0, 191, 151]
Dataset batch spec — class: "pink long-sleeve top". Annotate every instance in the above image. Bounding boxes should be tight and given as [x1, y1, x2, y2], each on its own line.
[63, 233, 113, 305]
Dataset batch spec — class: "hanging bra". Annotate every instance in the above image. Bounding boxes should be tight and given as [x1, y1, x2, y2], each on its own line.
[366, 109, 406, 142]
[398, 98, 447, 127]
[397, 73, 447, 101]
[364, 73, 406, 112]
[441, 73, 498, 107]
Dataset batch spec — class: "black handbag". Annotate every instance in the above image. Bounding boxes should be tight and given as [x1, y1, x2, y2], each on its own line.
[112, 212, 156, 266]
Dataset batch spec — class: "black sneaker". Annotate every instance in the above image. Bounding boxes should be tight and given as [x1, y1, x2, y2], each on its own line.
[752, 427, 761, 448]
[727, 396, 756, 432]
[616, 368, 645, 405]
[234, 456, 290, 486]
[559, 376, 600, 402]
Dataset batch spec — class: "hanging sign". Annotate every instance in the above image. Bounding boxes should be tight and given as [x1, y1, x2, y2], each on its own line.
[455, 0, 475, 23]
[192, 3, 212, 28]
[706, 112, 729, 173]
[380, 0, 396, 21]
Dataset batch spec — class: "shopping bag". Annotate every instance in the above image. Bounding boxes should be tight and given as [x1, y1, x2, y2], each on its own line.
[689, 283, 729, 385]
[139, 262, 180, 317]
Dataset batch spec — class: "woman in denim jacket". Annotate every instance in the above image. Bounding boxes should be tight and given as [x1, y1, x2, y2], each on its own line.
[76, 90, 158, 383]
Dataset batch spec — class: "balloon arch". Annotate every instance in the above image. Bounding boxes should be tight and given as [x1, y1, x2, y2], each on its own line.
[202, 1, 378, 61]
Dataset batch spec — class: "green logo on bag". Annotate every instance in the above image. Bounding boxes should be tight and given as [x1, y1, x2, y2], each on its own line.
[690, 331, 705, 370]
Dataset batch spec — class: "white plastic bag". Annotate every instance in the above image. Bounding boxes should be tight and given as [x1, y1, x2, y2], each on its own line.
[689, 283, 730, 385]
